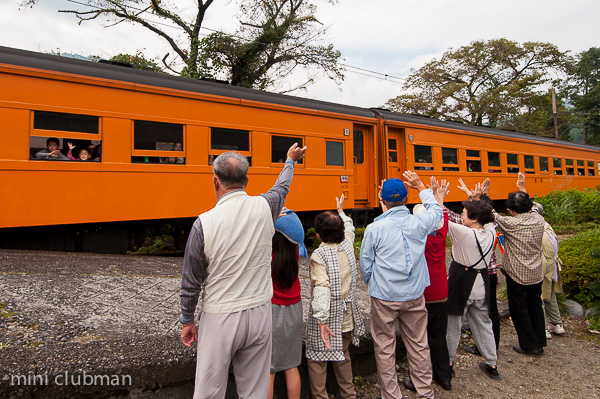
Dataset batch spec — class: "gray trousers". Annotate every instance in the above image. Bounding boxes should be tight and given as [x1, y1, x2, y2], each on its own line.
[447, 299, 497, 366]
[193, 302, 272, 399]
[543, 286, 563, 326]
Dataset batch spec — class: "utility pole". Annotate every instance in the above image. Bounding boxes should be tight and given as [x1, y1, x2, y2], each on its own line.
[552, 88, 559, 139]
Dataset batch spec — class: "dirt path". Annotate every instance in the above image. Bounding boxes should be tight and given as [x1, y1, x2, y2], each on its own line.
[354, 313, 600, 398]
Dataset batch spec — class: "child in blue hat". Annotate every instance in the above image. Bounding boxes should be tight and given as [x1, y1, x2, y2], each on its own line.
[268, 208, 307, 399]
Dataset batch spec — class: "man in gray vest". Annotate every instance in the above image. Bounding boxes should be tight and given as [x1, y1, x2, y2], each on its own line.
[180, 143, 307, 398]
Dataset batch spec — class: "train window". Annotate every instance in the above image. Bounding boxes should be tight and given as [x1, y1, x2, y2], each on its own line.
[576, 160, 585, 176]
[488, 152, 501, 173]
[29, 136, 101, 162]
[442, 147, 459, 171]
[271, 135, 304, 164]
[34, 111, 99, 134]
[553, 158, 563, 175]
[134, 120, 183, 150]
[211, 128, 250, 151]
[589, 161, 596, 176]
[566, 159, 574, 175]
[524, 155, 535, 174]
[353, 130, 364, 165]
[507, 153, 519, 174]
[206, 154, 251, 167]
[466, 149, 481, 172]
[414, 145, 432, 170]
[326, 141, 344, 166]
[540, 157, 549, 172]
[388, 139, 398, 163]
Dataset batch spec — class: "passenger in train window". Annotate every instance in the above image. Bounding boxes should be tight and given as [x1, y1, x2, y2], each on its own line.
[35, 137, 69, 161]
[305, 194, 365, 399]
[360, 171, 443, 399]
[87, 143, 101, 161]
[66, 142, 91, 161]
[174, 142, 185, 164]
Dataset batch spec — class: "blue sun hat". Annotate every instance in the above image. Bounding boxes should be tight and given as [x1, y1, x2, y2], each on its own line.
[274, 209, 308, 258]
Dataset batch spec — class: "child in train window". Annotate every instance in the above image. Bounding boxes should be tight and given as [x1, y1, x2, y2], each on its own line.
[35, 137, 69, 161]
[66, 142, 92, 161]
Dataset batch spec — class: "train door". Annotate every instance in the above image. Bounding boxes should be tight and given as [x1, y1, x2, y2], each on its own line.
[353, 124, 374, 206]
[386, 127, 405, 179]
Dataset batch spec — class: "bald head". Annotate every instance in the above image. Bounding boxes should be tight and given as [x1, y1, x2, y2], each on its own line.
[213, 152, 249, 189]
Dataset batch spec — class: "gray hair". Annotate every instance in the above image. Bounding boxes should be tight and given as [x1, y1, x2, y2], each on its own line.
[212, 152, 249, 188]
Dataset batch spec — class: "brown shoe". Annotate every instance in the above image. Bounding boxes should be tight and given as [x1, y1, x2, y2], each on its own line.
[402, 377, 416, 392]
[433, 376, 453, 391]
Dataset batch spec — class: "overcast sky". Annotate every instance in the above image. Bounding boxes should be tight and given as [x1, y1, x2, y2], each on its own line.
[1, 0, 598, 108]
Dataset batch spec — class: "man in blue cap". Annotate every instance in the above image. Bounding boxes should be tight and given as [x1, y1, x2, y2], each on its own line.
[360, 170, 443, 399]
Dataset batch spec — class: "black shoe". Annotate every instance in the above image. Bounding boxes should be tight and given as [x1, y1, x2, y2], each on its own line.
[479, 362, 500, 380]
[464, 344, 482, 357]
[512, 345, 543, 356]
[402, 377, 416, 392]
[433, 376, 452, 391]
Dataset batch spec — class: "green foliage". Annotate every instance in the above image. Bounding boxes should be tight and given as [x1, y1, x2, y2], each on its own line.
[559, 227, 600, 307]
[109, 51, 164, 73]
[535, 187, 600, 226]
[589, 316, 600, 331]
[306, 227, 320, 249]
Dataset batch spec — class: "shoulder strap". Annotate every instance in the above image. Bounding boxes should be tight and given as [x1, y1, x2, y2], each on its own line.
[474, 230, 494, 268]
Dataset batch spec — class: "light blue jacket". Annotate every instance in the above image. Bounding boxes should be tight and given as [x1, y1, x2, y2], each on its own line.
[359, 189, 443, 302]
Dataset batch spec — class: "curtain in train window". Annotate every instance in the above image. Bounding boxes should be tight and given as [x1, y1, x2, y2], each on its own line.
[326, 141, 344, 166]
[271, 135, 304, 164]
[353, 130, 364, 164]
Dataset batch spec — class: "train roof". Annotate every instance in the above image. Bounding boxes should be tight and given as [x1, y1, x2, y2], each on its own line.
[0, 46, 373, 119]
[1, 46, 599, 153]
[374, 109, 600, 153]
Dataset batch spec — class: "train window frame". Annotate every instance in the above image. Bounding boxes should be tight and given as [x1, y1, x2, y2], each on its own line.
[441, 147, 459, 171]
[32, 110, 100, 136]
[507, 153, 519, 174]
[524, 155, 535, 175]
[29, 136, 102, 162]
[487, 151, 501, 173]
[539, 157, 549, 173]
[565, 159, 574, 175]
[466, 149, 481, 172]
[270, 134, 305, 165]
[553, 158, 563, 175]
[413, 145, 433, 171]
[353, 129, 364, 165]
[130, 120, 186, 164]
[325, 140, 345, 167]
[388, 138, 399, 164]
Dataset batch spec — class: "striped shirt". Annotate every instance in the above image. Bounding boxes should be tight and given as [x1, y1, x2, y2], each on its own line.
[494, 210, 545, 285]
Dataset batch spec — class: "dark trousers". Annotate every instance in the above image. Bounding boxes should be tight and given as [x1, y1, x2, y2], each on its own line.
[506, 274, 547, 350]
[425, 301, 452, 382]
[489, 274, 500, 350]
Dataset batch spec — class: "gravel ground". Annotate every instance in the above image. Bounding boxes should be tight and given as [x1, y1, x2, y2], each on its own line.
[1, 245, 599, 398]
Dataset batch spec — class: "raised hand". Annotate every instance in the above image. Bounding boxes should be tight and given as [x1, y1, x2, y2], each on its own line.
[67, 142, 76, 151]
[457, 178, 473, 198]
[516, 172, 527, 193]
[286, 143, 307, 162]
[403, 170, 426, 191]
[336, 193, 345, 214]
[482, 178, 491, 195]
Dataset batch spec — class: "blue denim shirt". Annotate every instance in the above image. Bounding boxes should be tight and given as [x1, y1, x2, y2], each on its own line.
[359, 189, 443, 302]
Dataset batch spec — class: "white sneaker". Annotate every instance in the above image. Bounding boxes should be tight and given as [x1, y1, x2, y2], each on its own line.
[549, 324, 566, 335]
[546, 330, 552, 339]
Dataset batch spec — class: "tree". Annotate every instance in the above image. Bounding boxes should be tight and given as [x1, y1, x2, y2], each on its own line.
[109, 51, 164, 73]
[568, 47, 600, 145]
[21, 0, 343, 92]
[195, 0, 343, 91]
[384, 39, 569, 129]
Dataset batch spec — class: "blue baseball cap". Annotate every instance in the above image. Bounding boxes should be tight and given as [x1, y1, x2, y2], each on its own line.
[274, 210, 308, 258]
[381, 178, 408, 202]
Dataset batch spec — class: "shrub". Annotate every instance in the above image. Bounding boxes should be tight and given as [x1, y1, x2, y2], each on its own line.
[535, 187, 600, 225]
[559, 227, 600, 307]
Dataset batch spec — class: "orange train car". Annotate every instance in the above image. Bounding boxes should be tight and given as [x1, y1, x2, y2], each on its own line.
[0, 46, 599, 251]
